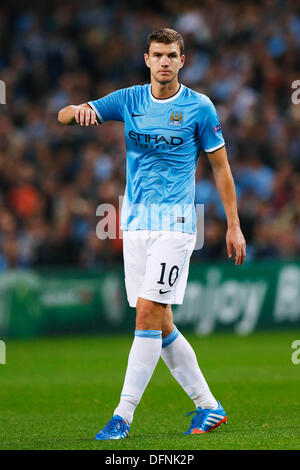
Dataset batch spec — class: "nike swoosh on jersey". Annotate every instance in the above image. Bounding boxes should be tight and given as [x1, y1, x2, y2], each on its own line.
[159, 289, 171, 294]
[131, 112, 144, 117]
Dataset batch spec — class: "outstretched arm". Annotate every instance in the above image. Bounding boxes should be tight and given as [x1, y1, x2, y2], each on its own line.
[207, 145, 246, 266]
[58, 103, 99, 126]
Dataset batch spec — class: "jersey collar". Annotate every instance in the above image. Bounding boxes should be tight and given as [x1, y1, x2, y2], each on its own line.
[149, 83, 184, 103]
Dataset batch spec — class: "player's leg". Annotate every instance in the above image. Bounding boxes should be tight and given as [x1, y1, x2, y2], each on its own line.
[161, 305, 227, 433]
[95, 231, 166, 440]
[113, 298, 166, 426]
[154, 233, 216, 409]
[96, 300, 165, 441]
[161, 305, 218, 409]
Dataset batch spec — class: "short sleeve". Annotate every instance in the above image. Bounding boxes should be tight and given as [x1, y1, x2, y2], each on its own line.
[88, 88, 129, 123]
[198, 97, 225, 153]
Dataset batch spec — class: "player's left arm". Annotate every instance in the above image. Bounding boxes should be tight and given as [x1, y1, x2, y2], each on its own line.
[207, 145, 246, 266]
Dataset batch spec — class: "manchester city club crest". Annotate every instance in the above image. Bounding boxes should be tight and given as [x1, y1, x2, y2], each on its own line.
[169, 110, 183, 126]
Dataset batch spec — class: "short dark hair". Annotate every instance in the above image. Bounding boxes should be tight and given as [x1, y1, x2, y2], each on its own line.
[146, 28, 184, 56]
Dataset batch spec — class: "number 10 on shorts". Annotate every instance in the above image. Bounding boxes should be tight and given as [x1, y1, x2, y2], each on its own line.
[157, 263, 179, 294]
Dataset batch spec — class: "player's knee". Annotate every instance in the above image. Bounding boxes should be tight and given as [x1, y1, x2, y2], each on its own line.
[136, 308, 161, 330]
[135, 298, 166, 330]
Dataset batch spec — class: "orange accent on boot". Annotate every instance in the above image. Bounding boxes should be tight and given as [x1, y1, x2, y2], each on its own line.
[191, 416, 227, 434]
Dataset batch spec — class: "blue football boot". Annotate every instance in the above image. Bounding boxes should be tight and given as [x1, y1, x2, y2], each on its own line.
[185, 402, 227, 434]
[95, 415, 130, 440]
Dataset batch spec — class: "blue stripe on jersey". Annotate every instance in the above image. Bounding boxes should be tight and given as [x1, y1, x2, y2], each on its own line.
[135, 330, 162, 339]
[162, 326, 180, 348]
[88, 84, 225, 233]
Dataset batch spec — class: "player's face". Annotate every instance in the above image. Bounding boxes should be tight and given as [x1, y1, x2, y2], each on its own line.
[144, 42, 185, 85]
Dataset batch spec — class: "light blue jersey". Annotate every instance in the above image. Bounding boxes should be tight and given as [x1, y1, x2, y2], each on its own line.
[88, 84, 225, 233]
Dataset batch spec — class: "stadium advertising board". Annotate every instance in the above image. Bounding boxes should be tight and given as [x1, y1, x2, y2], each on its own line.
[0, 261, 299, 338]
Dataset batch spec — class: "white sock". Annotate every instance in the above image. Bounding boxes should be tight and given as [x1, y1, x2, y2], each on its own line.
[114, 330, 162, 425]
[161, 327, 218, 410]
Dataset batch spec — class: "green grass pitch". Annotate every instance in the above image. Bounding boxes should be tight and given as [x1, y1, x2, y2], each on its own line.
[0, 330, 299, 450]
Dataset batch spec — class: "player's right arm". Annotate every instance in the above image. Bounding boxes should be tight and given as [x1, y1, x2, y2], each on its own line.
[58, 88, 129, 126]
[57, 103, 98, 126]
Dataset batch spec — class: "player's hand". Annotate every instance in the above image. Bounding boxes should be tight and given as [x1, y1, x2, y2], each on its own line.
[226, 225, 246, 266]
[74, 105, 99, 126]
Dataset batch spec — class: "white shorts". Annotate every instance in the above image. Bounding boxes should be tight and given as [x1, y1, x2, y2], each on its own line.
[123, 230, 196, 307]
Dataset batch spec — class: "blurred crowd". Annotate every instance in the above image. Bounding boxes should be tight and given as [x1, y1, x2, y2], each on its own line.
[0, 0, 300, 270]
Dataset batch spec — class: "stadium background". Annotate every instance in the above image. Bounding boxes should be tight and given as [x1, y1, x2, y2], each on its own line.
[0, 0, 300, 336]
[0, 0, 300, 451]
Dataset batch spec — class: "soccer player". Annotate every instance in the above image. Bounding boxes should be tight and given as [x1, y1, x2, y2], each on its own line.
[58, 28, 246, 439]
